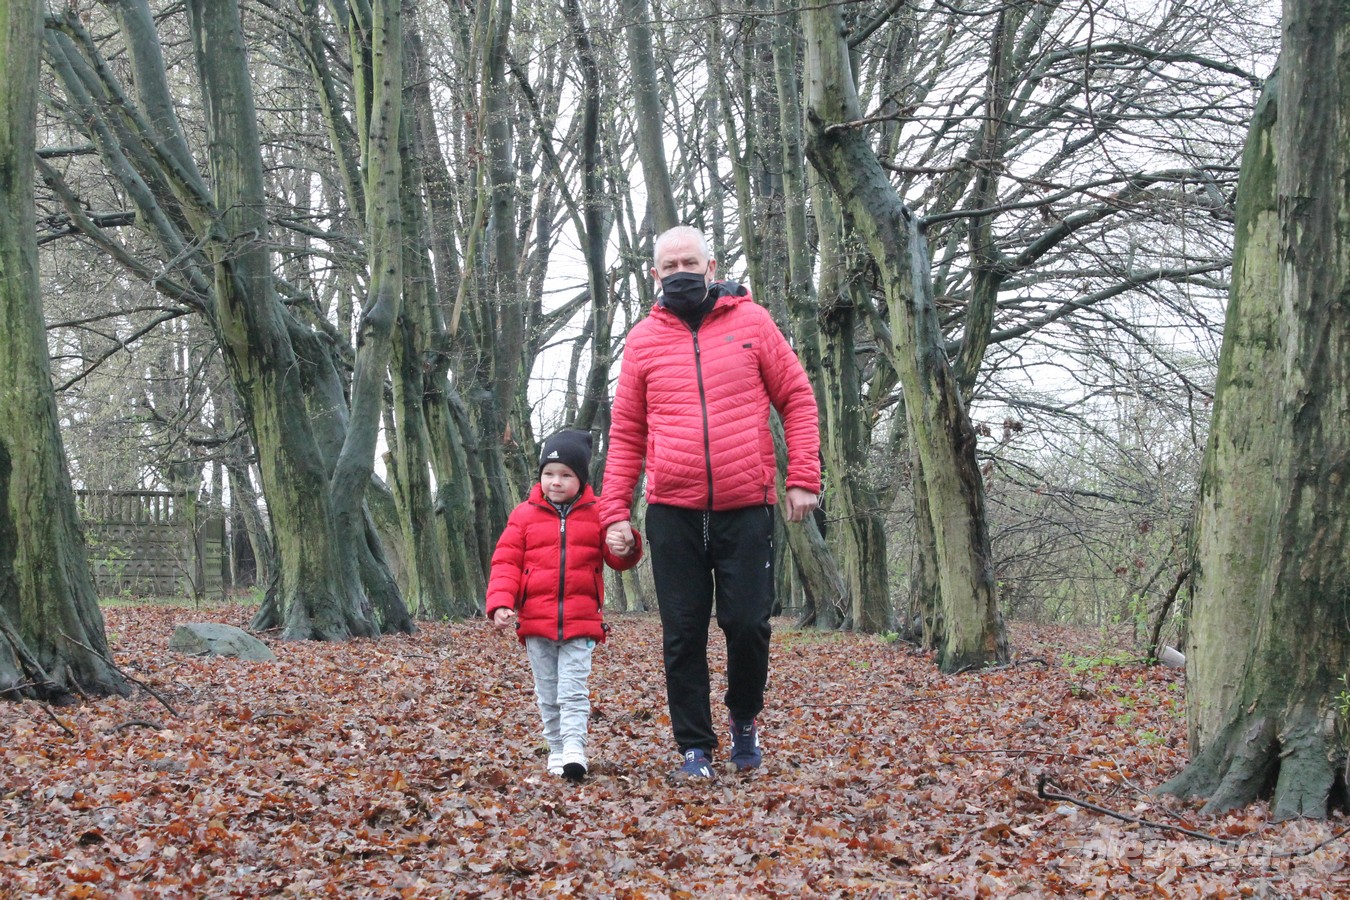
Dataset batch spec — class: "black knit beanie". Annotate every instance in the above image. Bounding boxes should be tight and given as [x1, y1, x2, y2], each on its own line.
[538, 429, 592, 488]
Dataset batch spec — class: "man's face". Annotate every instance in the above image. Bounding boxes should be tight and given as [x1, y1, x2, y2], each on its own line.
[651, 233, 716, 289]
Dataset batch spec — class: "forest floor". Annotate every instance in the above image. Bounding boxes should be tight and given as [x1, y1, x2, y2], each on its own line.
[1, 604, 1346, 898]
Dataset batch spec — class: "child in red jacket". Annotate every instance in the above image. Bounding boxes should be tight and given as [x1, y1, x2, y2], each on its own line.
[486, 430, 642, 781]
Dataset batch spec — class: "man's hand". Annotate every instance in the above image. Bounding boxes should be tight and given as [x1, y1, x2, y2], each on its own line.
[606, 521, 636, 556]
[784, 487, 820, 523]
[491, 607, 517, 630]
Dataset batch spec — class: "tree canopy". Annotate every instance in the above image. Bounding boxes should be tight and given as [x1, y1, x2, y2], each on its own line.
[30, 0, 1272, 645]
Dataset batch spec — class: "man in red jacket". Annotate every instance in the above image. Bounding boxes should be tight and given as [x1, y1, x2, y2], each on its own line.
[601, 226, 820, 781]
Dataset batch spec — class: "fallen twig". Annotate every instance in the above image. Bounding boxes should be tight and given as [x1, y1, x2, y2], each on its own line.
[950, 656, 1049, 675]
[39, 703, 76, 738]
[0, 619, 59, 699]
[107, 719, 163, 732]
[1261, 825, 1350, 861]
[1171, 823, 1350, 872]
[1037, 774, 1238, 845]
[955, 747, 1096, 762]
[61, 631, 180, 718]
[980, 656, 1051, 672]
[785, 695, 951, 708]
[66, 663, 91, 701]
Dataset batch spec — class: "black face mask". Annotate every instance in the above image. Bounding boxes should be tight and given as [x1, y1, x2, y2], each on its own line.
[660, 270, 712, 318]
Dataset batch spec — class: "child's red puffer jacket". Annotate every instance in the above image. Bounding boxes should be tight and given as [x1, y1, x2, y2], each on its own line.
[485, 483, 643, 643]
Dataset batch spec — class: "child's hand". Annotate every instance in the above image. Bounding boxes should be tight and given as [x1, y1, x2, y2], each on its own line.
[491, 607, 517, 629]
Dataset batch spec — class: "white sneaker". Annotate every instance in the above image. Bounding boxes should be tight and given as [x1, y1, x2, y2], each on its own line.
[546, 750, 564, 777]
[561, 747, 587, 782]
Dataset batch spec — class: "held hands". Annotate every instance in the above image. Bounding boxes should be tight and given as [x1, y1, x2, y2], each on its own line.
[606, 522, 637, 557]
[491, 607, 517, 630]
[784, 487, 820, 523]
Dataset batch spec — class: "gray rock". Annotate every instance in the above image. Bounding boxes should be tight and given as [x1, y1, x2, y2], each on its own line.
[169, 623, 276, 662]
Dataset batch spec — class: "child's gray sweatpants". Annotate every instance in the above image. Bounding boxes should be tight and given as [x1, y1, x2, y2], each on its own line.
[525, 636, 595, 754]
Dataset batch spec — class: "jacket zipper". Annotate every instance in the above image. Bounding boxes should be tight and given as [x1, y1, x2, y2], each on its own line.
[525, 492, 597, 641]
[690, 329, 714, 509]
[556, 505, 569, 641]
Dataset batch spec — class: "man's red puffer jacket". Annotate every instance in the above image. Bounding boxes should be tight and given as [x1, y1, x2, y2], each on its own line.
[600, 284, 821, 527]
[486, 483, 643, 644]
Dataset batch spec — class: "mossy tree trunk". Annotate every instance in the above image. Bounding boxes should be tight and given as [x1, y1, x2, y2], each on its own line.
[392, 6, 485, 617]
[1160, 0, 1350, 819]
[1179, 76, 1281, 754]
[0, 0, 125, 702]
[327, 0, 414, 635]
[769, 0, 855, 627]
[44, 1, 410, 639]
[621, 0, 678, 233]
[480, 0, 532, 521]
[810, 181, 889, 632]
[389, 122, 456, 619]
[560, 0, 612, 434]
[803, 1, 1008, 671]
[908, 445, 943, 647]
[186, 0, 378, 640]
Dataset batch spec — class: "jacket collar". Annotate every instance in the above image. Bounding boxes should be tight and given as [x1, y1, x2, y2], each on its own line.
[652, 281, 752, 325]
[527, 482, 596, 511]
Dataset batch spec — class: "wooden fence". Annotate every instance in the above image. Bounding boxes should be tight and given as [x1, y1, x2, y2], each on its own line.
[75, 490, 225, 599]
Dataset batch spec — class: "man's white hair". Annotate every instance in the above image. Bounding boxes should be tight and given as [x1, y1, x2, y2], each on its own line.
[653, 225, 712, 264]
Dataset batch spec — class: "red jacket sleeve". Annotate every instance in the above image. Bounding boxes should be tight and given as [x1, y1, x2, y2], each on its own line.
[600, 341, 649, 527]
[757, 310, 821, 493]
[484, 511, 526, 616]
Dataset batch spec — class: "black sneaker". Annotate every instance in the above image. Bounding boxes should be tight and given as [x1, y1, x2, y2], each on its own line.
[561, 748, 587, 782]
[729, 717, 762, 771]
[671, 748, 716, 782]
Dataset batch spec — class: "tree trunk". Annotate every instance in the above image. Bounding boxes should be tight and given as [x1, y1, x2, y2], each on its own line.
[803, 2, 1008, 671]
[328, 0, 414, 635]
[223, 447, 272, 591]
[1181, 75, 1281, 752]
[389, 138, 456, 620]
[562, 0, 612, 434]
[481, 0, 533, 515]
[908, 444, 943, 648]
[430, 390, 492, 609]
[769, 0, 853, 629]
[810, 164, 891, 633]
[774, 423, 848, 626]
[0, 0, 125, 702]
[403, 10, 487, 611]
[951, 5, 1018, 400]
[1160, 0, 1350, 819]
[622, 0, 678, 232]
[186, 0, 377, 640]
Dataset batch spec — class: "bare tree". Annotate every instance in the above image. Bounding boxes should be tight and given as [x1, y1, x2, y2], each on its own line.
[0, 0, 125, 702]
[39, 1, 413, 638]
[803, 0, 1010, 670]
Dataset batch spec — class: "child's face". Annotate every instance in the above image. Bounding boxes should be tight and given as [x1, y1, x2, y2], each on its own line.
[540, 463, 582, 504]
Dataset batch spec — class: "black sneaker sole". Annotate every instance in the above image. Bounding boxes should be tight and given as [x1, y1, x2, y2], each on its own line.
[562, 762, 586, 781]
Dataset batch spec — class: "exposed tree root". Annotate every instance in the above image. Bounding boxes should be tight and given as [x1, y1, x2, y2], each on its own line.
[1158, 707, 1346, 818]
